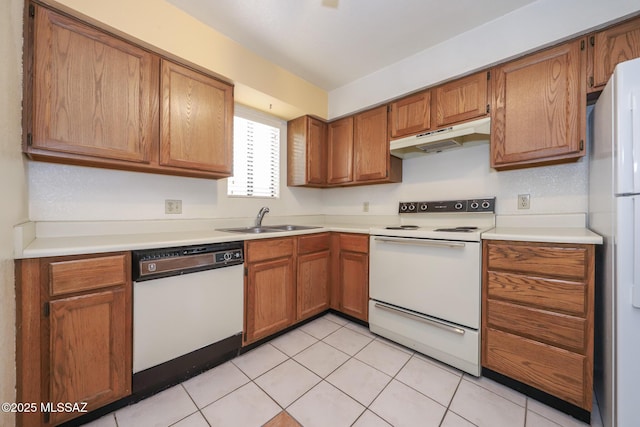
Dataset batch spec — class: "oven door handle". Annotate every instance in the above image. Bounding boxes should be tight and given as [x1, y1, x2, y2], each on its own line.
[374, 236, 466, 248]
[374, 301, 466, 335]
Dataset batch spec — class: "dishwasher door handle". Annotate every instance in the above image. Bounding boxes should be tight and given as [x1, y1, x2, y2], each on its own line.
[374, 236, 466, 249]
[374, 301, 466, 335]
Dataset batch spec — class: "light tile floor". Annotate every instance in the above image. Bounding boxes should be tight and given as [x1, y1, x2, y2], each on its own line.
[84, 313, 604, 427]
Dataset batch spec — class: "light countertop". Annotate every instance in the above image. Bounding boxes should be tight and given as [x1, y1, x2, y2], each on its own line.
[482, 227, 603, 244]
[13, 219, 376, 259]
[14, 213, 603, 259]
[481, 213, 603, 245]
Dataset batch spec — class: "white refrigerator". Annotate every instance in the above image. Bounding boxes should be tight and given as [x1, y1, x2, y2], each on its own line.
[589, 57, 640, 427]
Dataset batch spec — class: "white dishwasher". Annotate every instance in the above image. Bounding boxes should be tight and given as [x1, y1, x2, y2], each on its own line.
[131, 241, 244, 373]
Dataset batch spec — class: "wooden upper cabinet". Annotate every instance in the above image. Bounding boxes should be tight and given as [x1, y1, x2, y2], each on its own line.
[28, 5, 156, 164]
[491, 39, 586, 170]
[588, 15, 640, 91]
[435, 71, 489, 127]
[25, 3, 234, 179]
[287, 116, 327, 187]
[354, 106, 390, 182]
[160, 59, 233, 175]
[327, 116, 354, 184]
[388, 91, 431, 139]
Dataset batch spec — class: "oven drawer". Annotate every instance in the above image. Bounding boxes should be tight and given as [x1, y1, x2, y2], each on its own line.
[486, 300, 587, 353]
[369, 300, 480, 376]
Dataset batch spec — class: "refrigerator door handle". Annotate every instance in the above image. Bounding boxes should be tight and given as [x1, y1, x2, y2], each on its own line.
[632, 91, 640, 194]
[633, 196, 640, 308]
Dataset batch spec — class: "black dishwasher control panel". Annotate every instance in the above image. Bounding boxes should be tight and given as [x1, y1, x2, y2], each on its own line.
[132, 241, 244, 282]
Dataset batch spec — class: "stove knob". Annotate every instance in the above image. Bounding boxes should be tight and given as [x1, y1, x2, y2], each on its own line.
[454, 202, 463, 210]
[419, 203, 428, 211]
[470, 201, 479, 210]
[482, 201, 491, 209]
[400, 204, 408, 212]
[408, 203, 416, 211]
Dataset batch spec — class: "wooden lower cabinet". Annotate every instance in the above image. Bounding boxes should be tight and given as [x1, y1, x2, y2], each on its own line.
[482, 240, 594, 411]
[244, 232, 370, 344]
[332, 233, 369, 322]
[244, 238, 296, 344]
[297, 233, 331, 320]
[16, 252, 132, 427]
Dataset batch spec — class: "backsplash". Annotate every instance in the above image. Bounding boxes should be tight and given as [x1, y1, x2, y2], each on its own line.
[320, 143, 588, 216]
[28, 143, 587, 222]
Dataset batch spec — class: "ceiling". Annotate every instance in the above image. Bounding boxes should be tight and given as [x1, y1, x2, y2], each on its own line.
[166, 0, 538, 91]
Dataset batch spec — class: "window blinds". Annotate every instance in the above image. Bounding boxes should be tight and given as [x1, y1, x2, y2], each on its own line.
[227, 109, 281, 198]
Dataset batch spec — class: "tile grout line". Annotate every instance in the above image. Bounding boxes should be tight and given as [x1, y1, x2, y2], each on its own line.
[437, 375, 480, 427]
[175, 383, 212, 427]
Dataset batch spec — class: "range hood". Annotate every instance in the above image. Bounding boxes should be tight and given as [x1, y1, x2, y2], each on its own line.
[390, 117, 490, 159]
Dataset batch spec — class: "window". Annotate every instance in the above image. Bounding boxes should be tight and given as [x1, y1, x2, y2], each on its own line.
[227, 105, 282, 198]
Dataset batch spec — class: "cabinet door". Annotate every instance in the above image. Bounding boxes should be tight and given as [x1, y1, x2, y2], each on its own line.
[297, 250, 331, 320]
[339, 251, 369, 321]
[307, 118, 328, 185]
[245, 257, 295, 343]
[327, 116, 354, 184]
[160, 59, 233, 175]
[435, 71, 489, 127]
[354, 106, 389, 182]
[29, 6, 156, 163]
[590, 16, 640, 90]
[48, 288, 130, 425]
[491, 40, 586, 169]
[388, 91, 431, 138]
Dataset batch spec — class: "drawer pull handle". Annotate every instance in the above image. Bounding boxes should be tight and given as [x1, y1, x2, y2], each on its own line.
[374, 301, 466, 335]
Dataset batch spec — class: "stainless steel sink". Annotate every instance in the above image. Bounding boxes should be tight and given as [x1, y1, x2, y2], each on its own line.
[267, 224, 321, 231]
[217, 226, 282, 234]
[217, 224, 321, 234]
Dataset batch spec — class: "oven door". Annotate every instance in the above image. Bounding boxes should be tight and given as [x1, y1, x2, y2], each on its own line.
[369, 235, 481, 329]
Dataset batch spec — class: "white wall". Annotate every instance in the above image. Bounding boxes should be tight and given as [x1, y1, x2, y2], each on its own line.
[29, 142, 589, 222]
[0, 0, 27, 425]
[28, 110, 324, 221]
[320, 144, 588, 217]
[329, 0, 640, 118]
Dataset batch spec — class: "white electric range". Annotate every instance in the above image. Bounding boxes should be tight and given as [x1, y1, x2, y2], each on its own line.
[369, 198, 495, 376]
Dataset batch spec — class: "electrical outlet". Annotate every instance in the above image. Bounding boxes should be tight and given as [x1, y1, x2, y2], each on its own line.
[517, 194, 530, 210]
[363, 201, 370, 212]
[165, 199, 182, 214]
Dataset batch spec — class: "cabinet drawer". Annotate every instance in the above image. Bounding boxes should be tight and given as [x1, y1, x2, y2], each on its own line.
[298, 233, 330, 254]
[486, 300, 586, 353]
[246, 237, 294, 263]
[487, 271, 586, 316]
[339, 233, 369, 253]
[483, 328, 590, 409]
[486, 241, 588, 280]
[50, 254, 128, 296]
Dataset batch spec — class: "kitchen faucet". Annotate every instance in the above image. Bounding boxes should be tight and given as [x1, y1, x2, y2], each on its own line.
[255, 206, 270, 227]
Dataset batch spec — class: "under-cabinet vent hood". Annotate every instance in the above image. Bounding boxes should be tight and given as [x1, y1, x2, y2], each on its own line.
[390, 117, 490, 159]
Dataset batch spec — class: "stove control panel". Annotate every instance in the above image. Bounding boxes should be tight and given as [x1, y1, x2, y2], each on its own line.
[398, 197, 495, 214]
